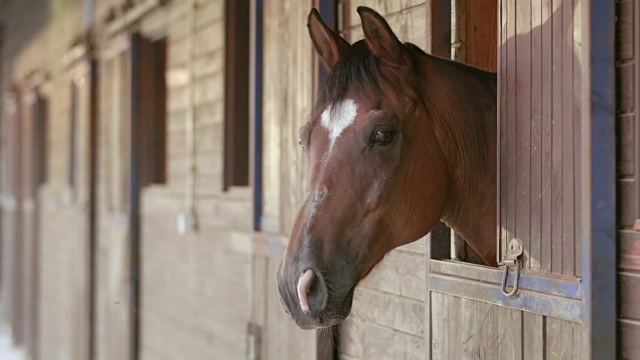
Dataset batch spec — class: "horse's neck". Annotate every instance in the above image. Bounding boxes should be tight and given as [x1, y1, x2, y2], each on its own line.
[421, 56, 498, 266]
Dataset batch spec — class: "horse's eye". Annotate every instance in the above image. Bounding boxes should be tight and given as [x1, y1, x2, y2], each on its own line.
[373, 129, 395, 146]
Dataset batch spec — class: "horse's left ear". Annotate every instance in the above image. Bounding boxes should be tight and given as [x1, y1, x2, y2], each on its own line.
[357, 7, 403, 62]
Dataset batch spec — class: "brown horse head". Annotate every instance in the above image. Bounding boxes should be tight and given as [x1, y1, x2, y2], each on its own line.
[277, 7, 497, 330]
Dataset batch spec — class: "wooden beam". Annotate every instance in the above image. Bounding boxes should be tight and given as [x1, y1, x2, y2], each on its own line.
[582, 0, 617, 358]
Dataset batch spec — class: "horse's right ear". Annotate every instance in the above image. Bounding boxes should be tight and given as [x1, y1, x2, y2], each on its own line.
[308, 8, 350, 69]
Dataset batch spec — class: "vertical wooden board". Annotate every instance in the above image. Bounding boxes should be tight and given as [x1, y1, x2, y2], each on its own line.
[560, 0, 575, 276]
[572, 0, 582, 277]
[503, 0, 518, 259]
[540, 0, 553, 273]
[515, 0, 532, 268]
[261, 0, 282, 225]
[463, 0, 497, 71]
[430, 292, 458, 359]
[522, 313, 544, 360]
[496, 304, 522, 360]
[529, 0, 543, 271]
[498, 0, 508, 259]
[545, 318, 581, 359]
[550, 0, 564, 274]
[267, 0, 314, 235]
[431, 293, 523, 359]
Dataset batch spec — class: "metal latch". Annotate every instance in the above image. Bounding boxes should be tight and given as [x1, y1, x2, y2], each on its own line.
[499, 238, 524, 297]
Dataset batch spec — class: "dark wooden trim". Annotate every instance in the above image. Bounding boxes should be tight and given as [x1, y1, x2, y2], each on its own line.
[224, 0, 251, 189]
[88, 58, 98, 360]
[250, 0, 264, 231]
[426, 0, 452, 58]
[583, 0, 617, 358]
[129, 33, 142, 360]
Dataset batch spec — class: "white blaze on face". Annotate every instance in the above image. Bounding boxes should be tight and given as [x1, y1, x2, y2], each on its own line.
[320, 98, 358, 149]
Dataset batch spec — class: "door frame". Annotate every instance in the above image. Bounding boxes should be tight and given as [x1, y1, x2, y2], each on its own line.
[423, 1, 617, 359]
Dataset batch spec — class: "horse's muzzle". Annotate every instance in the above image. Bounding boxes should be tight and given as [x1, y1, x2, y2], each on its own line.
[276, 263, 354, 330]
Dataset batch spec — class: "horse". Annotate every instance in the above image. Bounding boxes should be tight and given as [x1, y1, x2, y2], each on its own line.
[277, 6, 497, 330]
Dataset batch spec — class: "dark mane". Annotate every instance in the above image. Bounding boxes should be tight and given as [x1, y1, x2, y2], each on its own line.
[311, 40, 382, 120]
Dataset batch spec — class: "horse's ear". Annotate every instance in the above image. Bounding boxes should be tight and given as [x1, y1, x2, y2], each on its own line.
[357, 7, 403, 62]
[308, 8, 350, 69]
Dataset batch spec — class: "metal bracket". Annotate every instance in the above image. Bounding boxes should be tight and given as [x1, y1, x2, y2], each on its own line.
[499, 238, 524, 297]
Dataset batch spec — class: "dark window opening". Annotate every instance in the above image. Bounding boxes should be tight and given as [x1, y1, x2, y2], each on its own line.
[135, 36, 167, 187]
[69, 83, 78, 191]
[224, 0, 250, 189]
[32, 94, 48, 192]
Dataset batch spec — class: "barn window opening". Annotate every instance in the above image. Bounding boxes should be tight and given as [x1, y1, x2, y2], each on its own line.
[135, 36, 167, 187]
[32, 93, 48, 192]
[223, 0, 250, 189]
[69, 83, 78, 194]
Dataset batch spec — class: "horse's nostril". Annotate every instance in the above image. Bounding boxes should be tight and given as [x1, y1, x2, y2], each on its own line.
[296, 268, 328, 314]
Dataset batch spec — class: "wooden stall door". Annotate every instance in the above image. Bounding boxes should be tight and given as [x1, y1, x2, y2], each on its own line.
[96, 39, 134, 360]
[96, 32, 166, 360]
[426, 0, 610, 359]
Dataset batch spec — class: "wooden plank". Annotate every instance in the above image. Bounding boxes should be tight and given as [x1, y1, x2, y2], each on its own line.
[461, 0, 497, 72]
[496, 305, 522, 360]
[260, 0, 282, 224]
[572, 0, 582, 278]
[617, 114, 636, 178]
[550, 0, 563, 274]
[619, 230, 640, 271]
[585, 0, 617, 356]
[561, 0, 575, 276]
[362, 250, 426, 301]
[431, 293, 522, 359]
[620, 320, 640, 360]
[619, 272, 640, 321]
[505, 0, 517, 261]
[522, 312, 544, 360]
[498, 0, 508, 262]
[545, 317, 581, 359]
[429, 274, 583, 322]
[515, 0, 532, 269]
[344, 0, 425, 29]
[361, 323, 425, 360]
[529, 0, 542, 272]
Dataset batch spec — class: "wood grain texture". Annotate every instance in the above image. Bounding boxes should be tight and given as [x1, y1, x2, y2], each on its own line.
[499, 0, 582, 276]
[431, 293, 522, 360]
[620, 320, 640, 360]
[615, 1, 640, 358]
[545, 317, 581, 360]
